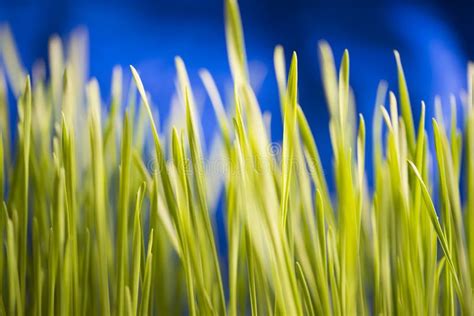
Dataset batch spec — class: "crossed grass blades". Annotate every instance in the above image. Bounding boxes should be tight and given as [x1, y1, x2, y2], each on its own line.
[1, 0, 474, 315]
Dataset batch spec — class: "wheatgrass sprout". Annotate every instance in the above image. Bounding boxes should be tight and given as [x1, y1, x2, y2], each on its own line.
[1, 1, 474, 315]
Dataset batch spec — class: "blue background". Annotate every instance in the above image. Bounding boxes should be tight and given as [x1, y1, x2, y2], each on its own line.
[1, 0, 473, 191]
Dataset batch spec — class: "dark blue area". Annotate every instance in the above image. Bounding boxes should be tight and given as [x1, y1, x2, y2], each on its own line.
[1, 0, 473, 257]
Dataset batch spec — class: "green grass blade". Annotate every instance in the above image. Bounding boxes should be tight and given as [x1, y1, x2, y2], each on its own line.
[394, 51, 415, 155]
[407, 160, 461, 295]
[280, 52, 297, 229]
[225, 0, 248, 85]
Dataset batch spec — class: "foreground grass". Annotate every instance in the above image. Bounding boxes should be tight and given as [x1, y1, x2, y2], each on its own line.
[1, 0, 474, 315]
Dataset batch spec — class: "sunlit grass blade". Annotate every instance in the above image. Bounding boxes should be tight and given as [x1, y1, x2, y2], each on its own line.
[407, 161, 461, 295]
[280, 52, 298, 229]
[131, 182, 146, 315]
[0, 25, 26, 96]
[87, 79, 111, 316]
[116, 111, 132, 316]
[225, 0, 248, 85]
[394, 51, 416, 155]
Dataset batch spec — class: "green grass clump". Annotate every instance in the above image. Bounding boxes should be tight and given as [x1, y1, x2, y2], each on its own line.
[1, 0, 474, 315]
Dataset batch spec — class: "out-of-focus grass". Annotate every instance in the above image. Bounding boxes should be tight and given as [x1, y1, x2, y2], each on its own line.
[0, 0, 474, 315]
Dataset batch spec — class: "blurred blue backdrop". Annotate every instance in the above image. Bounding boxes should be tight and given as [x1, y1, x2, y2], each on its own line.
[0, 0, 472, 194]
